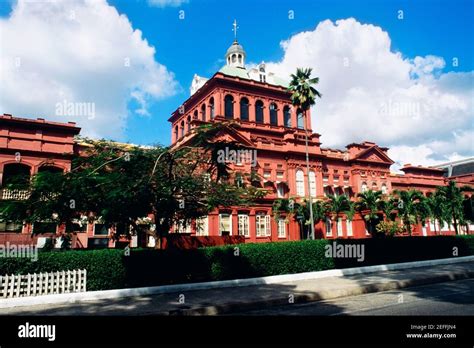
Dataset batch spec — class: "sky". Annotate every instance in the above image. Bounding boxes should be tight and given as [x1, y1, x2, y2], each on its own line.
[0, 0, 473, 169]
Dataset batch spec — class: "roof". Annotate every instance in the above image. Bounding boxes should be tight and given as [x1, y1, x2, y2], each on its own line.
[219, 65, 250, 79]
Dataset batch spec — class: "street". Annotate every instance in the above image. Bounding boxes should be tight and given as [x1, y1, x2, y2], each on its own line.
[232, 278, 474, 315]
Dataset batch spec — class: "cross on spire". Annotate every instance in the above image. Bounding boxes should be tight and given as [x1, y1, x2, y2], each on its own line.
[232, 19, 239, 40]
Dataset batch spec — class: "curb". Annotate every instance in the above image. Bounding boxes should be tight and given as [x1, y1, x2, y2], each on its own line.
[1, 255, 473, 309]
[164, 269, 474, 316]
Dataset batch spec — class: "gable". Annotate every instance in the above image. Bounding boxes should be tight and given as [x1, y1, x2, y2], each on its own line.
[354, 146, 394, 164]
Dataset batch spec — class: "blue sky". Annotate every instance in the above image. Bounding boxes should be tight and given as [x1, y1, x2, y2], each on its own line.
[109, 0, 474, 146]
[0, 0, 472, 166]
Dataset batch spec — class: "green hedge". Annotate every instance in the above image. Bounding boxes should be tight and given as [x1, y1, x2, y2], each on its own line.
[0, 236, 473, 291]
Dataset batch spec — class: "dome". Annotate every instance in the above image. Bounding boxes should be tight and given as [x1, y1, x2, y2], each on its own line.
[226, 40, 245, 56]
[225, 40, 246, 68]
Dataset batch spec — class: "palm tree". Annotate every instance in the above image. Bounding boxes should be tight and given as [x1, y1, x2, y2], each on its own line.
[325, 194, 352, 237]
[393, 189, 427, 235]
[435, 181, 473, 234]
[426, 192, 446, 234]
[356, 190, 383, 236]
[288, 68, 322, 240]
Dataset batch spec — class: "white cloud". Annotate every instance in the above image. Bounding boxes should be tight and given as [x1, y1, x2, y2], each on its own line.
[147, 0, 188, 8]
[266, 18, 474, 167]
[0, 0, 177, 139]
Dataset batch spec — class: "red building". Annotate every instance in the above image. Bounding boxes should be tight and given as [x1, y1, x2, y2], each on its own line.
[0, 39, 472, 248]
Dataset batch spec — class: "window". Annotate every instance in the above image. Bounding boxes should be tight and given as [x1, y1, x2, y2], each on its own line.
[235, 172, 244, 187]
[224, 95, 234, 119]
[269, 103, 278, 125]
[337, 218, 343, 236]
[187, 116, 191, 132]
[381, 183, 387, 194]
[346, 219, 353, 236]
[196, 216, 209, 236]
[180, 120, 185, 137]
[361, 182, 367, 192]
[238, 214, 250, 237]
[297, 109, 304, 129]
[219, 213, 232, 235]
[0, 220, 22, 233]
[255, 100, 264, 123]
[263, 170, 271, 179]
[276, 171, 284, 179]
[325, 218, 332, 237]
[209, 97, 215, 119]
[283, 106, 291, 127]
[238, 54, 242, 64]
[278, 219, 286, 238]
[2, 163, 30, 187]
[309, 171, 316, 197]
[277, 183, 285, 198]
[296, 169, 305, 196]
[201, 103, 206, 121]
[176, 220, 191, 233]
[93, 223, 108, 236]
[372, 182, 377, 191]
[232, 54, 236, 63]
[240, 97, 249, 121]
[256, 214, 271, 237]
[174, 126, 178, 140]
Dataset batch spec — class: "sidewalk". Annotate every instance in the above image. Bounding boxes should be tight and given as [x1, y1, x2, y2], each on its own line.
[1, 260, 473, 316]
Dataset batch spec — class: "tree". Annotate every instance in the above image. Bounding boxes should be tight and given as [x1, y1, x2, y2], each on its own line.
[426, 192, 447, 234]
[288, 67, 322, 240]
[0, 123, 263, 248]
[435, 181, 473, 234]
[325, 194, 351, 222]
[392, 189, 428, 235]
[355, 190, 383, 236]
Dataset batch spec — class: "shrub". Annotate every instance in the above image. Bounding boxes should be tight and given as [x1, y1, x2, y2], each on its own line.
[0, 236, 472, 291]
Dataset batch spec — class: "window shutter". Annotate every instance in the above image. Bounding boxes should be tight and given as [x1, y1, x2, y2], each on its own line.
[265, 215, 271, 236]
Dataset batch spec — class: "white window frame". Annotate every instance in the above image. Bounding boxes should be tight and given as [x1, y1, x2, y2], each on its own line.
[309, 171, 316, 197]
[238, 214, 250, 238]
[325, 217, 332, 237]
[196, 216, 209, 236]
[277, 183, 285, 198]
[361, 182, 367, 192]
[256, 214, 271, 237]
[219, 213, 232, 235]
[346, 219, 353, 236]
[381, 183, 387, 194]
[278, 218, 286, 238]
[296, 169, 305, 196]
[337, 217, 343, 236]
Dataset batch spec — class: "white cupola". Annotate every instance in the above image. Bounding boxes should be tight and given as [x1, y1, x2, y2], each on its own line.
[225, 39, 246, 68]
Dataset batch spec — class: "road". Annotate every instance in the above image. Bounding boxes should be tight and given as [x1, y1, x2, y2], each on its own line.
[232, 278, 474, 315]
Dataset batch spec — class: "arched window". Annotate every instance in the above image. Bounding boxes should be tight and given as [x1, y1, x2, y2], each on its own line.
[269, 103, 278, 125]
[209, 97, 215, 119]
[372, 182, 377, 191]
[238, 54, 242, 64]
[296, 169, 305, 196]
[2, 163, 31, 187]
[283, 105, 291, 127]
[38, 165, 63, 174]
[201, 104, 206, 121]
[187, 116, 191, 132]
[232, 54, 236, 63]
[297, 108, 304, 129]
[193, 110, 198, 120]
[309, 171, 316, 197]
[174, 125, 178, 140]
[240, 97, 249, 121]
[381, 183, 387, 194]
[361, 182, 367, 192]
[255, 100, 264, 123]
[180, 120, 185, 137]
[224, 95, 234, 119]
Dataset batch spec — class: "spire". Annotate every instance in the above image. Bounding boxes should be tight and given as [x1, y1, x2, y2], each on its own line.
[225, 20, 246, 68]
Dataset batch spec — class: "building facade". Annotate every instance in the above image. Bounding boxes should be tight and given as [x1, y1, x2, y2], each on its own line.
[0, 39, 472, 248]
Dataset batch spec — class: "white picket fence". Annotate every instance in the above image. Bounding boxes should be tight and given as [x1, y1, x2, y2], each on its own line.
[0, 269, 87, 298]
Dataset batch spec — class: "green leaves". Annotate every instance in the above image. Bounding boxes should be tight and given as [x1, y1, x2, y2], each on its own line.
[288, 67, 322, 111]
